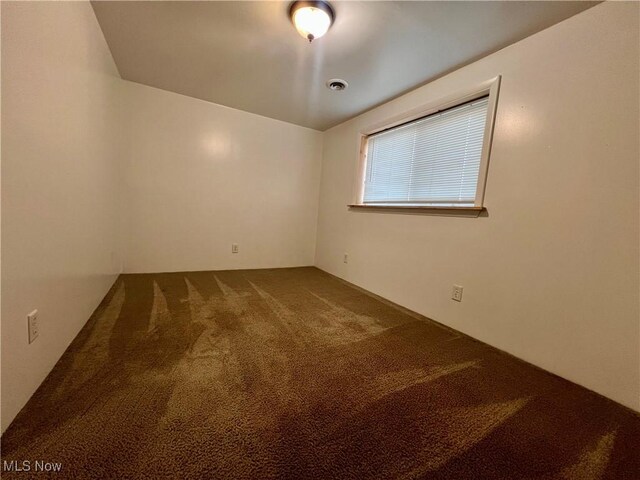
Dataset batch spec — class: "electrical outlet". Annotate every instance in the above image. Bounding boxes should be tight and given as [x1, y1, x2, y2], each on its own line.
[451, 285, 463, 302]
[343, 253, 348, 264]
[231, 243, 239, 254]
[28, 310, 39, 343]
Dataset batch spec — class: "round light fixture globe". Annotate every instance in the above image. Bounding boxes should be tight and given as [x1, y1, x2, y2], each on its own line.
[289, 1, 335, 43]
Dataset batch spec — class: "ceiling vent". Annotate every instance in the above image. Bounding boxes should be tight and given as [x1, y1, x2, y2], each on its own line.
[326, 79, 348, 91]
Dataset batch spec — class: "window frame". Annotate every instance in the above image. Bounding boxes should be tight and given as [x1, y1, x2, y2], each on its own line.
[351, 76, 501, 214]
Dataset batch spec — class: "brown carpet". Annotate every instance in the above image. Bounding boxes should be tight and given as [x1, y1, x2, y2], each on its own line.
[1, 267, 639, 479]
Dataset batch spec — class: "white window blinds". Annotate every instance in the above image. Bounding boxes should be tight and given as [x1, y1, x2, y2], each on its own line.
[363, 96, 489, 205]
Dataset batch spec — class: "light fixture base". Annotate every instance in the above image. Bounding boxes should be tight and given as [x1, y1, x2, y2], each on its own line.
[289, 1, 335, 43]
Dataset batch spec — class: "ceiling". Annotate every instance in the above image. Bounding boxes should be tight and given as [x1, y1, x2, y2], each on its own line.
[92, 1, 598, 131]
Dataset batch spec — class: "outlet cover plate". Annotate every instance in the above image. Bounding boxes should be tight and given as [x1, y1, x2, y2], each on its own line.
[28, 310, 39, 343]
[452, 285, 463, 302]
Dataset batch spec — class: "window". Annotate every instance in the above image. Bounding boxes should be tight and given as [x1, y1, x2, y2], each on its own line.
[353, 77, 500, 212]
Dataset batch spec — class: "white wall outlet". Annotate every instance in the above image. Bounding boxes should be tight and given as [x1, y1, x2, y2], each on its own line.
[343, 253, 348, 264]
[231, 243, 239, 254]
[27, 310, 39, 344]
[452, 285, 464, 302]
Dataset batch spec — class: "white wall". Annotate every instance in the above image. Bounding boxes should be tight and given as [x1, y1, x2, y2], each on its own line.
[122, 81, 323, 273]
[1, 2, 126, 432]
[0, 1, 322, 433]
[315, 2, 640, 411]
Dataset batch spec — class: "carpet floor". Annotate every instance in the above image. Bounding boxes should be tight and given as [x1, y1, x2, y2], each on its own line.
[1, 267, 639, 479]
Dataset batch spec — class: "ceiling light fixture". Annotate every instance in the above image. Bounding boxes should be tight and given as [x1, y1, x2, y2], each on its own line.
[289, 1, 335, 43]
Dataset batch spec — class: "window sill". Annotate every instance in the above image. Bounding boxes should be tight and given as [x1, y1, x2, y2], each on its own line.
[347, 204, 486, 217]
